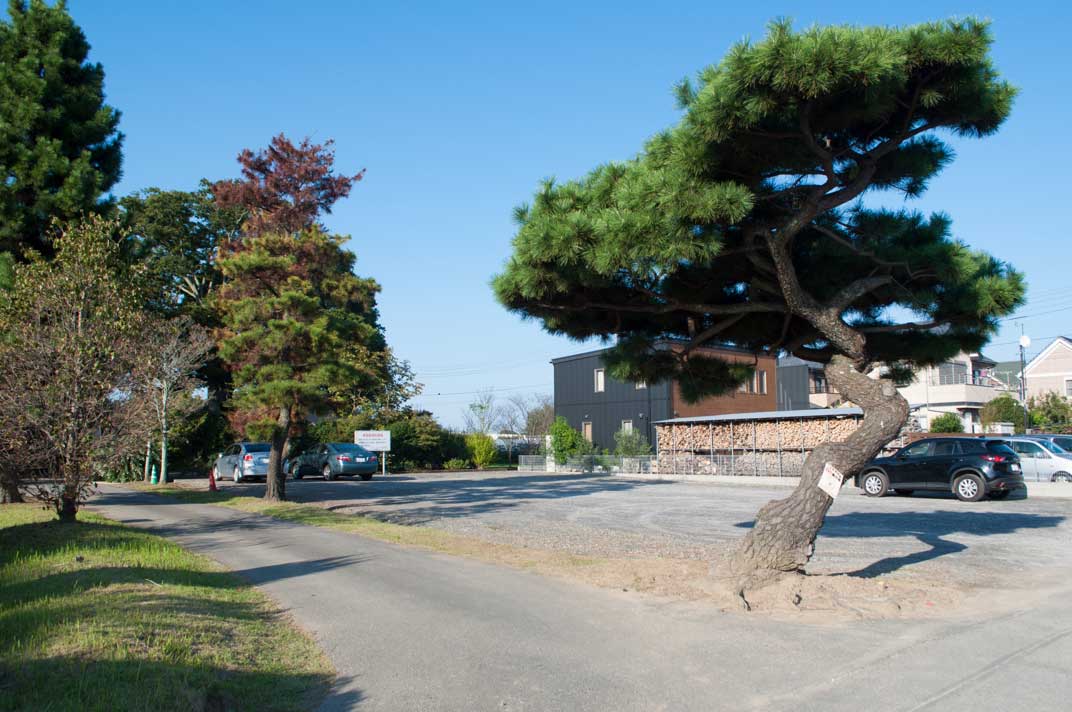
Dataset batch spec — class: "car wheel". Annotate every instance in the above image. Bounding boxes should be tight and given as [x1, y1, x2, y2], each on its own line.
[360, 474, 373, 481]
[861, 471, 889, 497]
[233, 467, 242, 484]
[1053, 472, 1072, 483]
[894, 489, 914, 496]
[989, 490, 1010, 500]
[323, 464, 335, 481]
[953, 473, 985, 502]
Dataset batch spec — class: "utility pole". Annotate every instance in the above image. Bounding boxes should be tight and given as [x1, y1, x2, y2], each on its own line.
[1019, 329, 1031, 433]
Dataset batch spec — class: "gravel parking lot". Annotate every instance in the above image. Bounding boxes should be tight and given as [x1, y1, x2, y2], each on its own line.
[208, 471, 1072, 593]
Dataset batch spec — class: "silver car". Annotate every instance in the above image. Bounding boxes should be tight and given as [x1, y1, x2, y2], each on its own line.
[1005, 437, 1072, 483]
[213, 442, 271, 483]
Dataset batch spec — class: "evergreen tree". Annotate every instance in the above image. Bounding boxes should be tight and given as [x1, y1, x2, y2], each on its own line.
[0, 0, 123, 258]
[212, 134, 380, 501]
[214, 228, 383, 500]
[495, 19, 1023, 592]
[980, 394, 1026, 433]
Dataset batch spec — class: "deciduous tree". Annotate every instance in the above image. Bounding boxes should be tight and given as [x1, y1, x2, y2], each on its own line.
[495, 19, 1023, 594]
[0, 0, 122, 258]
[134, 317, 214, 484]
[981, 394, 1026, 433]
[0, 216, 148, 520]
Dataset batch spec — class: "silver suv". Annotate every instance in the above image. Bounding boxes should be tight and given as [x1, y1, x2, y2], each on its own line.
[213, 443, 271, 483]
[1004, 437, 1072, 483]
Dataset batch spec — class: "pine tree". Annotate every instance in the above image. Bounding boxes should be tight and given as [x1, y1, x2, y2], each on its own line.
[0, 0, 123, 258]
[212, 135, 381, 501]
[494, 18, 1024, 593]
[214, 228, 383, 500]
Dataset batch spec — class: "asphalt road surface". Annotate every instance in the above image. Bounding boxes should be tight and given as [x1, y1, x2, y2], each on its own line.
[91, 485, 1072, 712]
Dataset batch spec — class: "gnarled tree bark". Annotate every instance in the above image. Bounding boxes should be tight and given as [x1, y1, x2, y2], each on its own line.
[724, 354, 908, 595]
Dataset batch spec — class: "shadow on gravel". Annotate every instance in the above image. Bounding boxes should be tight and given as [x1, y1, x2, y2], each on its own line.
[735, 510, 1065, 577]
[317, 473, 667, 525]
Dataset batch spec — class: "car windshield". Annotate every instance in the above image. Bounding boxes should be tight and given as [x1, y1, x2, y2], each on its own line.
[1054, 437, 1072, 451]
[332, 443, 371, 455]
[244, 443, 270, 453]
[1036, 439, 1066, 454]
[985, 442, 1016, 456]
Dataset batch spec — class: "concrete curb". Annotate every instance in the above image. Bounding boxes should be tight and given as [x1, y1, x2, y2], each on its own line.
[612, 472, 1072, 498]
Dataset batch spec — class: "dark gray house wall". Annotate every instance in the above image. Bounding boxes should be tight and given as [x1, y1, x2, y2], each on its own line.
[776, 361, 811, 410]
[552, 350, 669, 452]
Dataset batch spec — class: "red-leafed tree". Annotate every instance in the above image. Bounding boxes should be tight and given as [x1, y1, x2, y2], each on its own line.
[213, 134, 365, 236]
[211, 135, 383, 501]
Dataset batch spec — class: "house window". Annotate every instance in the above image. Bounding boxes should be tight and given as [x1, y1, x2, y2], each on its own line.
[738, 380, 748, 393]
[594, 369, 605, 393]
[747, 374, 755, 394]
[582, 422, 593, 442]
[757, 370, 767, 394]
[1066, 379, 1072, 397]
[635, 381, 647, 390]
[621, 420, 633, 433]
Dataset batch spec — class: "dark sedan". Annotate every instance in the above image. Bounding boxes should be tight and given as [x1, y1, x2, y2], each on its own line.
[856, 437, 1024, 501]
[288, 443, 378, 481]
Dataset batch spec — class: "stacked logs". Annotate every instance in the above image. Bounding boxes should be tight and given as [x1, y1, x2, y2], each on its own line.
[653, 414, 864, 477]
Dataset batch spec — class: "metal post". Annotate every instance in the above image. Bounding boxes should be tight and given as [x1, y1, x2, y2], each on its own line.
[709, 423, 714, 474]
[753, 420, 758, 476]
[730, 421, 735, 476]
[776, 418, 783, 477]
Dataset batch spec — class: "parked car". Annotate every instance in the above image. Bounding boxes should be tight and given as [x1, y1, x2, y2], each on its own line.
[289, 443, 378, 481]
[213, 442, 271, 483]
[1025, 433, 1072, 456]
[857, 437, 1023, 501]
[1005, 437, 1072, 482]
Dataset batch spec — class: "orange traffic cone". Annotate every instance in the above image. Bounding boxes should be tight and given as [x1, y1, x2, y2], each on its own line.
[208, 466, 218, 492]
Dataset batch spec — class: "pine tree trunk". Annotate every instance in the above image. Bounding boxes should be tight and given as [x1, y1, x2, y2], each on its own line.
[265, 405, 290, 501]
[724, 355, 908, 593]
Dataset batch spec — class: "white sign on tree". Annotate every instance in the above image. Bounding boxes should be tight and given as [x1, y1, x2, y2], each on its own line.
[817, 462, 845, 499]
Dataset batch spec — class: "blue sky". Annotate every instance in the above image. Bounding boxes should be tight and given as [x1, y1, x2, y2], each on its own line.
[59, 1, 1072, 427]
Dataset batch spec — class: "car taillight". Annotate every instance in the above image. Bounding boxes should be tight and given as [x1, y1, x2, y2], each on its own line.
[243, 454, 253, 461]
[982, 454, 1007, 462]
[336, 455, 352, 462]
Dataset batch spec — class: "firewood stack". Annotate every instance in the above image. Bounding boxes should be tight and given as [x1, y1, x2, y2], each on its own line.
[653, 414, 863, 476]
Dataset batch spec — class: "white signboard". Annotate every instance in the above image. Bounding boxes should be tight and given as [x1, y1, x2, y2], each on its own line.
[355, 430, 391, 452]
[817, 462, 844, 499]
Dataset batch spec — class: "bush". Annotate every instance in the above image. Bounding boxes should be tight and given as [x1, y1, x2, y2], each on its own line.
[930, 413, 964, 433]
[981, 394, 1026, 433]
[613, 428, 651, 457]
[397, 459, 420, 473]
[465, 433, 497, 469]
[443, 458, 469, 471]
[549, 416, 588, 464]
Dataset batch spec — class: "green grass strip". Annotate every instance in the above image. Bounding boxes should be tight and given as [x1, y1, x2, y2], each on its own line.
[0, 504, 332, 712]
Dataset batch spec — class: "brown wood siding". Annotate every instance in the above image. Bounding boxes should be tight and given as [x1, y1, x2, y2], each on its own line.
[670, 351, 779, 418]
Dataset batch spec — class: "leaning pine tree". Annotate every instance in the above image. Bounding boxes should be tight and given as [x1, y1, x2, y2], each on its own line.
[494, 19, 1024, 596]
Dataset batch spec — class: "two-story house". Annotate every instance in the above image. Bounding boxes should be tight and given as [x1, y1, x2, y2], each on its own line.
[1020, 336, 1072, 401]
[552, 344, 778, 451]
[896, 352, 1004, 432]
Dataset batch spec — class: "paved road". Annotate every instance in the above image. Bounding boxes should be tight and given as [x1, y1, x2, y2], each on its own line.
[91, 485, 1072, 712]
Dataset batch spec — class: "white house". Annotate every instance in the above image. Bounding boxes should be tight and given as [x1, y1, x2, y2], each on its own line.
[895, 352, 1005, 433]
[1021, 336, 1072, 401]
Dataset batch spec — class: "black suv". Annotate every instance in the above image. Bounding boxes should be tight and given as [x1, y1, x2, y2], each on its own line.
[857, 437, 1024, 501]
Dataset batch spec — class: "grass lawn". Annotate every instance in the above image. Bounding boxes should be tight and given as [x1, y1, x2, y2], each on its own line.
[0, 504, 332, 712]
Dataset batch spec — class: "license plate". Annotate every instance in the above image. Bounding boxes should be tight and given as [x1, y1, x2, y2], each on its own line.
[1010, 463, 1021, 472]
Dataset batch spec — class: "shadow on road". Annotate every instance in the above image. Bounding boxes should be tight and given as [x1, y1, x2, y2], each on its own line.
[315, 473, 668, 525]
[735, 510, 1065, 576]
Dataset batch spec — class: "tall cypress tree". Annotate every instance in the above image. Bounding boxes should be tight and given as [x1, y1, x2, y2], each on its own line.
[0, 0, 123, 258]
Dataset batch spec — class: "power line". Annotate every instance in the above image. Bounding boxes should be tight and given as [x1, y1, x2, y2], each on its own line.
[416, 382, 552, 398]
[1001, 304, 1072, 322]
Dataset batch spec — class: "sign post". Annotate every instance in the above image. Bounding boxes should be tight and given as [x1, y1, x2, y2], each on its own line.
[355, 430, 391, 476]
